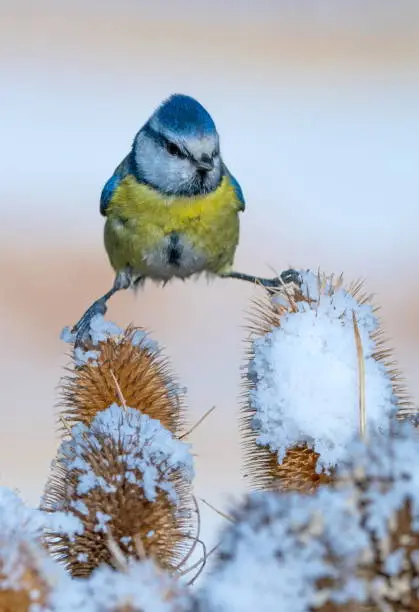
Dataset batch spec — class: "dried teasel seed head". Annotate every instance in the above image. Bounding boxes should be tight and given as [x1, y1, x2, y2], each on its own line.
[0, 487, 68, 611]
[241, 269, 414, 492]
[60, 317, 186, 436]
[198, 422, 419, 612]
[329, 421, 419, 611]
[41, 404, 195, 577]
[195, 486, 366, 612]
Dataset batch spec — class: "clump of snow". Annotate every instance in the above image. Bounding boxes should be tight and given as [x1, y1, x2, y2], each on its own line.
[249, 269, 397, 470]
[0, 486, 82, 549]
[48, 404, 194, 533]
[61, 315, 123, 366]
[61, 315, 122, 347]
[72, 347, 101, 367]
[131, 328, 160, 354]
[197, 487, 369, 612]
[339, 421, 419, 540]
[94, 512, 112, 533]
[86, 316, 122, 346]
[198, 423, 419, 612]
[0, 486, 66, 603]
[50, 559, 190, 612]
[0, 487, 48, 540]
[43, 510, 84, 541]
[335, 422, 419, 607]
[61, 315, 165, 368]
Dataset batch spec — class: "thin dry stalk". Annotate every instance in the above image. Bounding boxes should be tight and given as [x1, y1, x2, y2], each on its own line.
[198, 498, 235, 524]
[109, 369, 127, 412]
[352, 310, 366, 440]
[179, 406, 216, 440]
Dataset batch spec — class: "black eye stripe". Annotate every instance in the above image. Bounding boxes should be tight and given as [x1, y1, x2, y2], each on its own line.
[140, 124, 219, 162]
[166, 141, 186, 158]
[142, 124, 187, 158]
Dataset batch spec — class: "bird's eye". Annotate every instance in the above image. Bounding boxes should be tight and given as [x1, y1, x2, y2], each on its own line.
[166, 142, 185, 157]
[211, 148, 219, 159]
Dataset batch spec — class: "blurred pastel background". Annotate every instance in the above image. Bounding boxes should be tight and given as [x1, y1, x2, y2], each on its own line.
[1, 0, 418, 551]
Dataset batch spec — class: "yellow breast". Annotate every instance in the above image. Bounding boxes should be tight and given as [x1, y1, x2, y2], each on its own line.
[104, 174, 242, 279]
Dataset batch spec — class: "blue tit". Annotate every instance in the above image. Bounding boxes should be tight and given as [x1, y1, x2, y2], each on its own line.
[72, 94, 299, 344]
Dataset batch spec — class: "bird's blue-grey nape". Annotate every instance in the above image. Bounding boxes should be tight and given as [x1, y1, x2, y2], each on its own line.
[152, 94, 217, 137]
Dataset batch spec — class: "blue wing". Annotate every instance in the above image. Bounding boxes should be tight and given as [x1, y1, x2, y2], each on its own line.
[224, 166, 245, 212]
[100, 175, 121, 216]
[100, 154, 132, 216]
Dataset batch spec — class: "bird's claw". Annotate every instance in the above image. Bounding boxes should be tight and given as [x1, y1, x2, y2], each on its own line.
[262, 268, 302, 289]
[71, 297, 108, 348]
[279, 268, 302, 286]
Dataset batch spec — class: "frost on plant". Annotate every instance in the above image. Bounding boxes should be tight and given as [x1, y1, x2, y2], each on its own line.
[0, 486, 67, 608]
[42, 404, 195, 575]
[197, 487, 369, 612]
[50, 558, 191, 612]
[198, 422, 419, 612]
[335, 421, 419, 609]
[57, 404, 194, 506]
[58, 323, 186, 436]
[248, 270, 398, 471]
[60, 314, 159, 366]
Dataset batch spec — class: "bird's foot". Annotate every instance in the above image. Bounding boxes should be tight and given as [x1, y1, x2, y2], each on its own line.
[71, 297, 108, 348]
[223, 268, 302, 289]
[265, 268, 303, 288]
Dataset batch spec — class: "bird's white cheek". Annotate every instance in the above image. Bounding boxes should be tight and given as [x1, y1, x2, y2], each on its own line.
[180, 161, 195, 183]
[167, 159, 194, 184]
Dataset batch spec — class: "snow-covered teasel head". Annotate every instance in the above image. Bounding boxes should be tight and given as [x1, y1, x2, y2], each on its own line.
[59, 322, 186, 434]
[197, 487, 368, 612]
[242, 269, 413, 491]
[199, 423, 419, 611]
[0, 486, 72, 610]
[42, 404, 194, 576]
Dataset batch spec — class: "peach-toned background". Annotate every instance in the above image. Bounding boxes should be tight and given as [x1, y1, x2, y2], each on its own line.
[1, 1, 418, 550]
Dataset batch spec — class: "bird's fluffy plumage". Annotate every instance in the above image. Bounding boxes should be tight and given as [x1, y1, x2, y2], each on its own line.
[100, 93, 245, 285]
[72, 93, 295, 346]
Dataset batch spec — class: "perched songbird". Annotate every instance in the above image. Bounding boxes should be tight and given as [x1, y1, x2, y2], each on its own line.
[73, 94, 299, 343]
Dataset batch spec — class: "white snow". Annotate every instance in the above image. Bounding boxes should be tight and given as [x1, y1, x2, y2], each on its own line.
[60, 314, 167, 368]
[197, 486, 369, 612]
[199, 421, 419, 612]
[49, 403, 194, 534]
[131, 328, 160, 353]
[340, 421, 419, 540]
[0, 486, 82, 550]
[61, 315, 122, 347]
[50, 559, 191, 612]
[87, 316, 122, 345]
[94, 511, 112, 533]
[60, 315, 122, 365]
[249, 269, 398, 470]
[0, 486, 66, 601]
[73, 347, 100, 367]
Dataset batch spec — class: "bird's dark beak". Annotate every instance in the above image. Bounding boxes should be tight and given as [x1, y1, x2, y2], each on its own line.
[196, 154, 214, 172]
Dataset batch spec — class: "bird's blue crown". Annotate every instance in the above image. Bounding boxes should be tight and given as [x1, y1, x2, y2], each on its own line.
[151, 94, 217, 137]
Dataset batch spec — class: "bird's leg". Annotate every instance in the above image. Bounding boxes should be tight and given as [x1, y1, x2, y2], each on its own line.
[72, 271, 132, 346]
[220, 268, 302, 288]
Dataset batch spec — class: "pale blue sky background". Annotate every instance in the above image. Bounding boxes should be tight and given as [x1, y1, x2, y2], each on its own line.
[0, 0, 418, 554]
